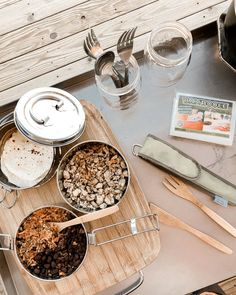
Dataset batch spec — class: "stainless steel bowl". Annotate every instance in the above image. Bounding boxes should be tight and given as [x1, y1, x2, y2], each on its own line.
[0, 113, 61, 208]
[0, 205, 88, 281]
[57, 140, 130, 214]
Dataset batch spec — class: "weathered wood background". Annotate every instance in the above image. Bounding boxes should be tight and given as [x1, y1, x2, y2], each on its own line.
[0, 0, 230, 106]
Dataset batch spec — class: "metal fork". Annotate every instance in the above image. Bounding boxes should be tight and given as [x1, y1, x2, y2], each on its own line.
[117, 27, 137, 85]
[84, 29, 124, 86]
[83, 29, 104, 59]
[162, 175, 236, 237]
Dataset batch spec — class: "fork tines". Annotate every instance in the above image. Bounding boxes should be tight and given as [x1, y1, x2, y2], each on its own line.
[83, 29, 103, 59]
[163, 175, 180, 189]
[117, 27, 137, 49]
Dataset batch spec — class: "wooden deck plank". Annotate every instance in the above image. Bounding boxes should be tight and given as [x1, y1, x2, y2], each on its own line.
[0, 0, 21, 10]
[0, 0, 88, 35]
[0, 0, 155, 64]
[0, 0, 230, 106]
[0, 0, 228, 94]
[0, 1, 229, 106]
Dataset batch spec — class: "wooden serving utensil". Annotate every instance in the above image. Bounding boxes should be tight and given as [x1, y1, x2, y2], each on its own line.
[52, 205, 119, 232]
[163, 175, 236, 238]
[149, 203, 233, 255]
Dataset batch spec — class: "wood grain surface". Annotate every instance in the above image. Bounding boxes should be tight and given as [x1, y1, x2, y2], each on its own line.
[0, 100, 160, 295]
[219, 277, 236, 295]
[0, 0, 230, 106]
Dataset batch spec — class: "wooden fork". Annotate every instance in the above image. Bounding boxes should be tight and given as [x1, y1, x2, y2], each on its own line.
[149, 203, 232, 254]
[163, 175, 236, 237]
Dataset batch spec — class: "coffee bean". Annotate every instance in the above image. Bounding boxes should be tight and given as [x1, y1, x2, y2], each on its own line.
[51, 261, 56, 268]
[25, 221, 87, 280]
[44, 263, 50, 269]
[35, 254, 42, 261]
[74, 254, 79, 260]
[73, 260, 80, 267]
[61, 267, 67, 273]
[53, 253, 59, 260]
[34, 268, 40, 274]
[67, 267, 73, 275]
[51, 269, 58, 275]
[47, 256, 52, 263]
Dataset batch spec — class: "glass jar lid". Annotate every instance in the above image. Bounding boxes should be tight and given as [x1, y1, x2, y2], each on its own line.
[14, 87, 85, 146]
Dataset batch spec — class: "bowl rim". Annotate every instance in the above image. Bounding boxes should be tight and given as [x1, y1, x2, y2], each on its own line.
[14, 205, 88, 282]
[56, 139, 130, 214]
[0, 116, 61, 191]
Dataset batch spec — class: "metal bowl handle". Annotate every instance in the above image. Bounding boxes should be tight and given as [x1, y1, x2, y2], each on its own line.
[0, 188, 19, 209]
[115, 271, 144, 295]
[0, 233, 14, 250]
[132, 144, 142, 156]
[88, 213, 159, 246]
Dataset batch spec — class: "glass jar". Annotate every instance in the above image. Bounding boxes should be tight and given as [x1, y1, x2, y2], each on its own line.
[95, 55, 141, 110]
[144, 21, 192, 87]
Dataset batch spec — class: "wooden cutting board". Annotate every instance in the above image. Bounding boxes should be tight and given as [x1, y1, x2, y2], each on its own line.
[0, 100, 160, 295]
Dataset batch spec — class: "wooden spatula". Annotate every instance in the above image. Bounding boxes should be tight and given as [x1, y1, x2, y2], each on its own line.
[52, 205, 119, 232]
[163, 175, 236, 238]
[149, 203, 233, 255]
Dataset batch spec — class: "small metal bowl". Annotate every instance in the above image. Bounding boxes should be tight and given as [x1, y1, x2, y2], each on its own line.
[0, 205, 87, 281]
[0, 113, 61, 208]
[57, 140, 130, 214]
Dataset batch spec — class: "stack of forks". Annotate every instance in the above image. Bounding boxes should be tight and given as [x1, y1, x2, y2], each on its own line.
[83, 27, 137, 88]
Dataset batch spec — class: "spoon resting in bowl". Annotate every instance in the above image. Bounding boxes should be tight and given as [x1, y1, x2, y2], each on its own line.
[51, 204, 119, 232]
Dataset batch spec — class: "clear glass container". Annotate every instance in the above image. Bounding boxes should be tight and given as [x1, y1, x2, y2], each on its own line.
[95, 55, 141, 110]
[144, 21, 192, 87]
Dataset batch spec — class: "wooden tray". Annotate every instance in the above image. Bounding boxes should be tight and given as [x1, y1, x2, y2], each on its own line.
[0, 100, 160, 295]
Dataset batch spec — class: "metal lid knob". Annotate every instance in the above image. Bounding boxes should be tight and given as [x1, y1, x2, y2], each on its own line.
[14, 87, 86, 146]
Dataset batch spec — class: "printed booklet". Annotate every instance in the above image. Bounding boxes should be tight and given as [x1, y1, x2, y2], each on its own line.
[170, 93, 236, 145]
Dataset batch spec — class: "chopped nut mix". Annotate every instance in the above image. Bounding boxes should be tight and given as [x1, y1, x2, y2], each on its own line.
[60, 142, 129, 212]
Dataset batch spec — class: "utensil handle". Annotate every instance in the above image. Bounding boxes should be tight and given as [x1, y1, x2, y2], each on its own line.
[184, 223, 233, 255]
[200, 204, 236, 237]
[111, 75, 122, 88]
[115, 271, 144, 295]
[124, 66, 129, 85]
[79, 204, 119, 223]
[62, 205, 119, 229]
[112, 66, 125, 86]
[149, 203, 232, 255]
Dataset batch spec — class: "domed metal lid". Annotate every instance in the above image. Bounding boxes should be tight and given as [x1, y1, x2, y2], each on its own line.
[14, 87, 85, 147]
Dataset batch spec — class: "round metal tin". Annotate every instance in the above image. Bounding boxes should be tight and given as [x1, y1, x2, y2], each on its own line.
[0, 205, 88, 282]
[56, 140, 130, 214]
[14, 87, 85, 147]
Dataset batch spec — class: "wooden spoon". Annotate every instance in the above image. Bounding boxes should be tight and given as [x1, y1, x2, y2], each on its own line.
[149, 203, 233, 255]
[52, 205, 119, 232]
[163, 175, 236, 238]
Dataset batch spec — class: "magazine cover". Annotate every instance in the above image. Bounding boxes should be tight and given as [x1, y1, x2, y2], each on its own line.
[170, 93, 236, 145]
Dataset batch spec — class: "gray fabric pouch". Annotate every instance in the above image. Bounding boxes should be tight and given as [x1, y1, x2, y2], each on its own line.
[133, 134, 236, 206]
